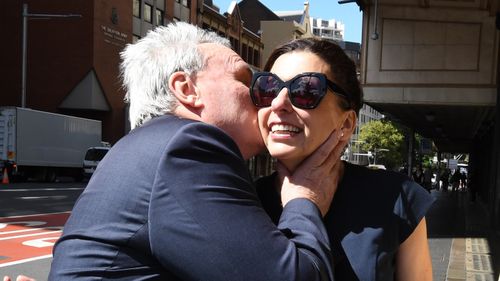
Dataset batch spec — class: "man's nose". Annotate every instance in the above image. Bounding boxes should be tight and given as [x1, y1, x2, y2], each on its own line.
[270, 87, 293, 112]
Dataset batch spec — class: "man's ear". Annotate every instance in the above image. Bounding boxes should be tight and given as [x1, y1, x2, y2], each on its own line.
[168, 72, 202, 108]
[340, 110, 357, 141]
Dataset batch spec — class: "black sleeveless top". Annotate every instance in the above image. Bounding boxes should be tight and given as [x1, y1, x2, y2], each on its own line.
[255, 162, 435, 281]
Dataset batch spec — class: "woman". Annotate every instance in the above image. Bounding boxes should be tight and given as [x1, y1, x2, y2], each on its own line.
[252, 38, 435, 281]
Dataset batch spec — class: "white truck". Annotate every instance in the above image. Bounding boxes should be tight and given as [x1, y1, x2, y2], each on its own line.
[0, 107, 102, 182]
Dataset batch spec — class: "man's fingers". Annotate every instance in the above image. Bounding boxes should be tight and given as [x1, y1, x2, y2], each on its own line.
[301, 129, 341, 168]
[4, 276, 11, 281]
[330, 139, 348, 168]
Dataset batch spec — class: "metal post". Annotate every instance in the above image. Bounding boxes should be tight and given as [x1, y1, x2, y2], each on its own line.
[437, 151, 442, 190]
[407, 129, 414, 178]
[20, 4, 81, 108]
[21, 4, 28, 108]
[371, 0, 379, 40]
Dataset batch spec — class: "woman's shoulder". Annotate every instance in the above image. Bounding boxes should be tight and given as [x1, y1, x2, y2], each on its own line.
[342, 162, 432, 205]
[343, 162, 412, 188]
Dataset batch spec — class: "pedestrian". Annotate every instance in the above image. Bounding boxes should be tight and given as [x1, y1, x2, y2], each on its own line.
[451, 169, 461, 192]
[441, 168, 450, 191]
[412, 165, 424, 185]
[252, 38, 435, 280]
[460, 171, 467, 191]
[423, 166, 433, 193]
[42, 23, 343, 280]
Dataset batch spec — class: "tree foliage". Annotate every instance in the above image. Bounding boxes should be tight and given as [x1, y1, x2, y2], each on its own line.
[358, 120, 405, 169]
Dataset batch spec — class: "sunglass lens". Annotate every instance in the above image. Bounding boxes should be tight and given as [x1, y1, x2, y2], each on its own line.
[290, 76, 322, 108]
[253, 75, 279, 107]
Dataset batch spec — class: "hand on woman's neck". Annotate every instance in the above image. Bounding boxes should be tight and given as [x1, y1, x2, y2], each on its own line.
[280, 159, 301, 174]
[275, 160, 346, 191]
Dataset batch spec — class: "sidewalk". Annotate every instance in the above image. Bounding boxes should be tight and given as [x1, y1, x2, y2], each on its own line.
[427, 189, 500, 281]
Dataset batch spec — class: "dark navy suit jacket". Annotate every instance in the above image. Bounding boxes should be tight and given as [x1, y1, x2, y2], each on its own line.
[49, 115, 333, 281]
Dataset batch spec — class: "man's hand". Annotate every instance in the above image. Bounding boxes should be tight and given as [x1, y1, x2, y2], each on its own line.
[278, 129, 347, 216]
[3, 276, 36, 281]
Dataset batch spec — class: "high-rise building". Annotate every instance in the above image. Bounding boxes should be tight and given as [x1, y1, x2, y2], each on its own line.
[310, 17, 344, 42]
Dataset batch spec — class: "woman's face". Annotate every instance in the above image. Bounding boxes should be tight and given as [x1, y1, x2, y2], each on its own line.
[258, 51, 351, 171]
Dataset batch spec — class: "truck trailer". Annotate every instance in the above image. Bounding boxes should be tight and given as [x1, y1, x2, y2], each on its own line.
[0, 107, 102, 182]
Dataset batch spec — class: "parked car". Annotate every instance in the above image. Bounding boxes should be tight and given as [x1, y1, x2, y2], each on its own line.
[83, 146, 110, 178]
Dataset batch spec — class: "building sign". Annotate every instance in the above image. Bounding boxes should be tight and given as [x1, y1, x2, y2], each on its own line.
[101, 25, 128, 47]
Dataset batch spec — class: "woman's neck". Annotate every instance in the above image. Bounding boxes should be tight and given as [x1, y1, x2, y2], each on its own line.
[275, 160, 346, 192]
[281, 159, 301, 174]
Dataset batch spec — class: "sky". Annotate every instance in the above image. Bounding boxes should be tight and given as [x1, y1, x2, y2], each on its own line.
[212, 0, 363, 43]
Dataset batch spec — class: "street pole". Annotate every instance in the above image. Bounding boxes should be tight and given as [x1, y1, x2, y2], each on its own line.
[21, 4, 28, 108]
[408, 128, 414, 178]
[20, 4, 81, 108]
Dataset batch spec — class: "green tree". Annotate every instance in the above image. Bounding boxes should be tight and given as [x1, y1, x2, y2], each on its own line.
[358, 120, 405, 170]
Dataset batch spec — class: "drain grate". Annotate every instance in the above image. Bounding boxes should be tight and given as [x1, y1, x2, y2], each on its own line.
[466, 238, 491, 254]
[466, 253, 493, 272]
[466, 272, 495, 281]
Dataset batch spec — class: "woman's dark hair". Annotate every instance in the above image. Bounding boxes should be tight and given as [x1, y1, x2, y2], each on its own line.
[264, 38, 363, 115]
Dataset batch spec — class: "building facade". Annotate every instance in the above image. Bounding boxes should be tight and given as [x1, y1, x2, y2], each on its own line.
[2, 0, 136, 144]
[237, 0, 314, 66]
[200, 0, 263, 69]
[355, 0, 500, 230]
[310, 17, 345, 42]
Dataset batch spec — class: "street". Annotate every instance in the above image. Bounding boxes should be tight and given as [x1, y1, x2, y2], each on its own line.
[0, 182, 85, 279]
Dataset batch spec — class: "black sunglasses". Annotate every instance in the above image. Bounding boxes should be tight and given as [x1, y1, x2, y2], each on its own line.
[250, 72, 350, 109]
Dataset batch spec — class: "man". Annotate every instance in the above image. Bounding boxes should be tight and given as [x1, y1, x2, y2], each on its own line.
[44, 22, 342, 280]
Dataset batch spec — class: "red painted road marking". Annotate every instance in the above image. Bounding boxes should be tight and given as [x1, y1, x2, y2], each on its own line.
[0, 212, 70, 267]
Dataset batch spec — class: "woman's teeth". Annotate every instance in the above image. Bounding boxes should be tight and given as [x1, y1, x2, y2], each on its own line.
[271, 124, 300, 133]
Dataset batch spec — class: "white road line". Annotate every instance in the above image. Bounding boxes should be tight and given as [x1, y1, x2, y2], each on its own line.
[0, 228, 40, 235]
[0, 211, 71, 219]
[19, 196, 67, 200]
[0, 188, 84, 192]
[0, 254, 53, 268]
[0, 230, 61, 241]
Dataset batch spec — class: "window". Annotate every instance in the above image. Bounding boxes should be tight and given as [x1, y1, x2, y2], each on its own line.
[133, 0, 141, 18]
[156, 9, 164, 25]
[253, 49, 260, 67]
[144, 3, 152, 23]
[247, 46, 253, 65]
[176, 0, 190, 7]
[242, 43, 248, 61]
[234, 39, 240, 53]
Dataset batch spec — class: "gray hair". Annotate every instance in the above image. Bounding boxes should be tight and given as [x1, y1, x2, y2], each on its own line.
[120, 22, 231, 129]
